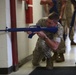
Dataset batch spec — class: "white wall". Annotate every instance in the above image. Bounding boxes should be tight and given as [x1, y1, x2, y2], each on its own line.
[16, 0, 29, 61]
[16, 0, 43, 62]
[0, 0, 12, 67]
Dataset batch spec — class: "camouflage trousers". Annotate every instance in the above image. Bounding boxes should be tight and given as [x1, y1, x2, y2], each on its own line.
[32, 39, 53, 67]
[32, 39, 65, 67]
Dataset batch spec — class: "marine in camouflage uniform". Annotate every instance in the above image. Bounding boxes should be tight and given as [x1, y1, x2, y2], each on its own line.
[40, 0, 66, 62]
[69, 0, 76, 44]
[32, 17, 65, 68]
[51, 0, 66, 62]
[62, 0, 76, 44]
[65, 0, 72, 32]
[56, 0, 67, 39]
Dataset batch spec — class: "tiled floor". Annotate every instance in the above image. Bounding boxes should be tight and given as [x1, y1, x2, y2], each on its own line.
[9, 36, 76, 75]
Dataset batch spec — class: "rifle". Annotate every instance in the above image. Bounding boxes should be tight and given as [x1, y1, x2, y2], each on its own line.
[0, 26, 58, 38]
[69, 10, 76, 37]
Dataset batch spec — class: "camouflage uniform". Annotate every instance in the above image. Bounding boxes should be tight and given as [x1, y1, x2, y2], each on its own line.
[65, 0, 73, 40]
[57, 0, 76, 43]
[48, 0, 66, 62]
[57, 0, 67, 35]
[32, 18, 65, 67]
[47, 0, 67, 41]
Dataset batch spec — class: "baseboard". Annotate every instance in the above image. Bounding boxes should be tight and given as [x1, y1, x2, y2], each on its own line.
[0, 66, 13, 74]
[13, 64, 19, 71]
[0, 54, 32, 74]
[18, 54, 33, 67]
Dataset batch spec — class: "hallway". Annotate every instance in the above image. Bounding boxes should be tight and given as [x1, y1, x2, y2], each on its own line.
[0, 0, 76, 75]
[9, 36, 76, 75]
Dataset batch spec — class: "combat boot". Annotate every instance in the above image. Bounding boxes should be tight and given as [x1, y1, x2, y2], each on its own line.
[71, 39, 76, 45]
[52, 52, 57, 61]
[42, 57, 46, 61]
[55, 53, 65, 62]
[46, 57, 53, 69]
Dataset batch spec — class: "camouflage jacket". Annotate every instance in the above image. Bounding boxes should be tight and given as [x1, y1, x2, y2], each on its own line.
[33, 18, 65, 58]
